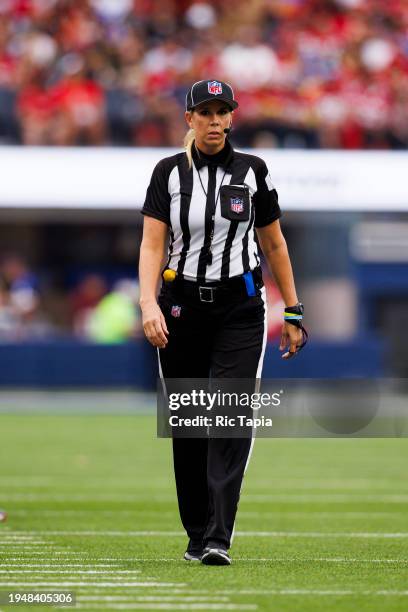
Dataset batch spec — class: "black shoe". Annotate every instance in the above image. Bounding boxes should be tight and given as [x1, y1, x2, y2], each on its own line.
[183, 539, 203, 561]
[201, 545, 231, 566]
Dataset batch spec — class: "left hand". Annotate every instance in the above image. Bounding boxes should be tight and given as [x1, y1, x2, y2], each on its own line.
[279, 321, 304, 360]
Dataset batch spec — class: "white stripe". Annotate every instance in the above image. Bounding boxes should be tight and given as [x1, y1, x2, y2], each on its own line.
[9, 557, 400, 564]
[4, 475, 398, 488]
[7, 510, 178, 516]
[244, 493, 408, 502]
[0, 543, 44, 547]
[238, 511, 402, 517]
[239, 558, 408, 563]
[227, 167, 257, 278]
[216, 589, 408, 596]
[0, 542, 65, 551]
[6, 530, 408, 538]
[3, 492, 408, 501]
[168, 164, 182, 271]
[7, 509, 403, 517]
[242, 477, 408, 489]
[0, 570, 142, 574]
[0, 542, 44, 545]
[203, 165, 232, 281]
[71, 589, 408, 597]
[0, 553, 84, 557]
[2, 564, 137, 568]
[238, 531, 408, 538]
[255, 286, 268, 379]
[0, 582, 185, 587]
[183, 165, 208, 280]
[0, 536, 40, 540]
[79, 597, 230, 602]
[157, 347, 167, 399]
[189, 80, 202, 108]
[2, 557, 132, 561]
[244, 167, 258, 271]
[73, 606, 256, 610]
[0, 547, 59, 550]
[230, 286, 267, 547]
[0, 494, 159, 501]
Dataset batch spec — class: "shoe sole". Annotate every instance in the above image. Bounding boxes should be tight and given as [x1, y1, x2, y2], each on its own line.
[184, 552, 202, 561]
[201, 549, 231, 566]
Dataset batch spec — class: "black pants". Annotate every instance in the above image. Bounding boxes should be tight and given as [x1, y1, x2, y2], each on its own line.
[158, 279, 266, 549]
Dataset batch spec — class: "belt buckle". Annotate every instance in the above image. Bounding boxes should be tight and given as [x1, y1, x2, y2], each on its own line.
[199, 286, 215, 303]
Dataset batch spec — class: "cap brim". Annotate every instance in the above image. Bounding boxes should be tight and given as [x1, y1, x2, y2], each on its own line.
[189, 96, 238, 111]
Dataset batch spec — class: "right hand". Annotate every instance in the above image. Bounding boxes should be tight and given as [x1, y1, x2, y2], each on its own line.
[140, 299, 169, 348]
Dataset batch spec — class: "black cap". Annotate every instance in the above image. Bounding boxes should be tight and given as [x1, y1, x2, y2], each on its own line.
[185, 80, 238, 111]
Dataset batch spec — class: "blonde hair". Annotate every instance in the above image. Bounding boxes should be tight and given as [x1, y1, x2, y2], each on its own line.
[183, 128, 195, 169]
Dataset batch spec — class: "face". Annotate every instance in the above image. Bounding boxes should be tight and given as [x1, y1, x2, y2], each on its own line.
[185, 100, 232, 153]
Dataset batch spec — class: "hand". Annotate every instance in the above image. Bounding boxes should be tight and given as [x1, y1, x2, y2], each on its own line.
[279, 321, 304, 360]
[141, 299, 169, 348]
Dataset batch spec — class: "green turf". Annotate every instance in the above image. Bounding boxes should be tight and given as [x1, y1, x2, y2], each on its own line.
[0, 414, 407, 611]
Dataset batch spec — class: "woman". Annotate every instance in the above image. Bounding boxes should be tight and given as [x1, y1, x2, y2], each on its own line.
[139, 79, 306, 566]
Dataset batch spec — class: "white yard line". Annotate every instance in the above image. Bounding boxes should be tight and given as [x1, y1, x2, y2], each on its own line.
[0, 553, 83, 557]
[0, 475, 400, 487]
[6, 510, 176, 516]
[7, 508, 408, 518]
[69, 588, 408, 597]
[0, 494, 164, 502]
[244, 494, 408, 502]
[5, 530, 408, 538]
[79, 597, 230, 602]
[72, 606, 256, 610]
[3, 492, 407, 502]
[21, 556, 406, 564]
[21, 557, 404, 564]
[235, 558, 408, 563]
[1, 564, 134, 568]
[215, 589, 408, 596]
[1, 557, 124, 561]
[238, 531, 408, 538]
[0, 582, 185, 587]
[246, 589, 408, 596]
[0, 543, 46, 547]
[0, 536, 42, 540]
[0, 544, 62, 547]
[239, 511, 405, 517]
[0, 569, 141, 576]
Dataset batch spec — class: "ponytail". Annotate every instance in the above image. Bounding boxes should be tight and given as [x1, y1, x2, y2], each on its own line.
[183, 128, 195, 169]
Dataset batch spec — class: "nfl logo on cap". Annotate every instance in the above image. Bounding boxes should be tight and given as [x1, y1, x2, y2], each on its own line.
[208, 80, 223, 95]
[230, 197, 244, 214]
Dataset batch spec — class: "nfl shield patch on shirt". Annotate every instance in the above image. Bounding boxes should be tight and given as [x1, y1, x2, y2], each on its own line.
[230, 196, 244, 214]
[171, 305, 181, 318]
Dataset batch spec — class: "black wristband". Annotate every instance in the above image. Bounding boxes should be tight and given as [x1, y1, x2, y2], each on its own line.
[284, 302, 304, 315]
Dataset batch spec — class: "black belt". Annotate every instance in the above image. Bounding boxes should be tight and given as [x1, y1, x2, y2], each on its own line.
[164, 268, 263, 304]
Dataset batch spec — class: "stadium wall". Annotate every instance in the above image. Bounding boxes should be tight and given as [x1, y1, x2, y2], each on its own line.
[0, 337, 384, 389]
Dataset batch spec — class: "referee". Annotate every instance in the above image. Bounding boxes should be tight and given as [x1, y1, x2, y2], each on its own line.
[139, 79, 306, 565]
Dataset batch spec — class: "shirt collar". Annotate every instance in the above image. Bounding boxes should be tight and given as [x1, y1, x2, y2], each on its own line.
[192, 139, 234, 171]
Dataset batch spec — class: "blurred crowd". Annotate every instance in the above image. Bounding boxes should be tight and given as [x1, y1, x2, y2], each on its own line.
[0, 253, 286, 343]
[0, 254, 142, 342]
[0, 0, 407, 149]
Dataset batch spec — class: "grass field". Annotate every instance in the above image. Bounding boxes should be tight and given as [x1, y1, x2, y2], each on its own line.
[0, 407, 408, 611]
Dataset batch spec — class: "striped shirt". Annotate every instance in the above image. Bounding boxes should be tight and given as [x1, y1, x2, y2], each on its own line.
[142, 140, 282, 282]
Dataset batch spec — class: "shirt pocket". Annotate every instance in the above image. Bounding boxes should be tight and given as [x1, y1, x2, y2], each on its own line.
[219, 184, 251, 222]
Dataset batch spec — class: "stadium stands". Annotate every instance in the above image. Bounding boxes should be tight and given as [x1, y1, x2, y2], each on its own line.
[0, 0, 406, 149]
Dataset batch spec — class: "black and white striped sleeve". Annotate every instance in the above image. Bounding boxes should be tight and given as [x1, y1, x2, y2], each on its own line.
[141, 159, 171, 225]
[253, 160, 282, 228]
